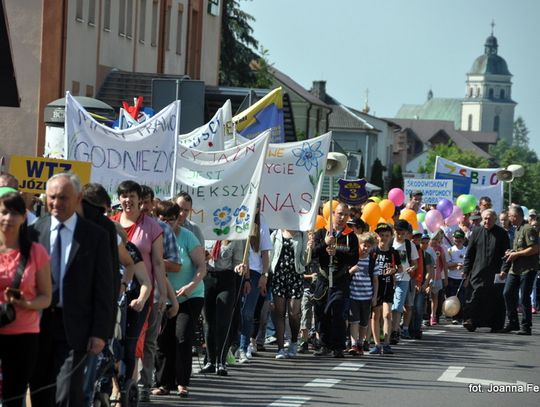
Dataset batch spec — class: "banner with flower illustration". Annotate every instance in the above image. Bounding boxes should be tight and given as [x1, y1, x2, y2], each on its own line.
[174, 130, 271, 240]
[258, 132, 332, 231]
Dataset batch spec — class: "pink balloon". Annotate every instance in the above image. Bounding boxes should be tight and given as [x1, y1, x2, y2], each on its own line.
[445, 205, 464, 227]
[388, 188, 405, 207]
[425, 209, 444, 233]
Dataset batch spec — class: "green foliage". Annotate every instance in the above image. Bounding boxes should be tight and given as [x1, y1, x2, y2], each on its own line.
[489, 117, 539, 208]
[389, 164, 404, 189]
[370, 158, 385, 189]
[219, 0, 273, 88]
[417, 142, 490, 174]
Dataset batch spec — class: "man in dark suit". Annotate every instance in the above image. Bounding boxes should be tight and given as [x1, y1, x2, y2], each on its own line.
[29, 173, 115, 407]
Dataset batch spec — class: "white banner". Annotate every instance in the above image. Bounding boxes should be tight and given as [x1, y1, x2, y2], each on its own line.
[178, 100, 232, 151]
[259, 133, 332, 231]
[175, 130, 271, 240]
[65, 93, 179, 198]
[404, 178, 454, 205]
[434, 156, 503, 214]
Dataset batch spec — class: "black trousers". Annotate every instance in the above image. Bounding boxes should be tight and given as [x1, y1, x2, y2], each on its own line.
[29, 308, 87, 407]
[314, 280, 348, 351]
[123, 300, 150, 379]
[464, 282, 495, 327]
[0, 333, 39, 407]
[155, 297, 204, 389]
[203, 270, 237, 365]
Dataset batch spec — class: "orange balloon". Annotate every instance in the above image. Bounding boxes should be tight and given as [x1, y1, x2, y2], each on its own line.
[385, 217, 395, 225]
[362, 202, 382, 226]
[399, 209, 417, 225]
[322, 200, 339, 220]
[379, 199, 395, 219]
[315, 215, 327, 230]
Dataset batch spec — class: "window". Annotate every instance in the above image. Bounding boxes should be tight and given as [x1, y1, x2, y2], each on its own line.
[103, 0, 111, 31]
[126, 0, 133, 38]
[86, 85, 94, 97]
[88, 0, 96, 26]
[72, 81, 80, 96]
[468, 87, 473, 98]
[165, 3, 172, 51]
[119, 0, 126, 36]
[488, 88, 494, 99]
[500, 89, 505, 99]
[493, 115, 500, 132]
[207, 0, 220, 16]
[76, 0, 84, 22]
[468, 114, 473, 131]
[151, 0, 158, 46]
[176, 5, 184, 55]
[139, 0, 147, 43]
[475, 87, 480, 97]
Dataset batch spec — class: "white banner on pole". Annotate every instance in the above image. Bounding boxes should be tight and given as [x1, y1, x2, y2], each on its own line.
[404, 178, 454, 204]
[65, 93, 179, 198]
[175, 130, 271, 240]
[178, 100, 232, 151]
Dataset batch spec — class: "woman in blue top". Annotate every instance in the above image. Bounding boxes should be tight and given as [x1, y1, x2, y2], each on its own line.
[153, 201, 206, 398]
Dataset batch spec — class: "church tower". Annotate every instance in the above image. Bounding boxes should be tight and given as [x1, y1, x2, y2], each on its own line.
[460, 24, 516, 144]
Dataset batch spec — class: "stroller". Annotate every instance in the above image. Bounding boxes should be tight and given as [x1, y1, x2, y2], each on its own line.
[92, 294, 139, 407]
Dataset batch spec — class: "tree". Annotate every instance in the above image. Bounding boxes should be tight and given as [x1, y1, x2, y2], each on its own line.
[417, 142, 490, 174]
[370, 158, 385, 189]
[389, 164, 404, 189]
[513, 116, 530, 148]
[219, 0, 273, 88]
[489, 118, 539, 208]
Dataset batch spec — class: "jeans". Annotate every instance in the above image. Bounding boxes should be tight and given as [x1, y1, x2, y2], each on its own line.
[239, 270, 261, 351]
[391, 280, 411, 313]
[503, 271, 537, 330]
[411, 289, 426, 337]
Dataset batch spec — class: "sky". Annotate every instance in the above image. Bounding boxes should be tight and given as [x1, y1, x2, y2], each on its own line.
[241, 0, 540, 155]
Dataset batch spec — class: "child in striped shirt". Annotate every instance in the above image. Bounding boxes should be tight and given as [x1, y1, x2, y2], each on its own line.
[348, 233, 380, 355]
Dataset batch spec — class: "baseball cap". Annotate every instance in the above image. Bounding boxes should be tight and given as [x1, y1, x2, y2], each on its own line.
[395, 219, 412, 232]
[453, 229, 465, 239]
[375, 223, 393, 233]
[412, 230, 423, 237]
[347, 217, 367, 229]
[421, 231, 430, 240]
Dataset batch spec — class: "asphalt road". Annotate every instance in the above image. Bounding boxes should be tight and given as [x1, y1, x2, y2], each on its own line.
[143, 315, 540, 407]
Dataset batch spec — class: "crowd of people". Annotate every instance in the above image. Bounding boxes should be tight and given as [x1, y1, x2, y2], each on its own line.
[0, 172, 539, 406]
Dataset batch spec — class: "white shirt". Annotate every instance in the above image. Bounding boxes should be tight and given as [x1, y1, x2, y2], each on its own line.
[447, 245, 467, 280]
[392, 239, 419, 282]
[248, 215, 273, 273]
[50, 213, 77, 306]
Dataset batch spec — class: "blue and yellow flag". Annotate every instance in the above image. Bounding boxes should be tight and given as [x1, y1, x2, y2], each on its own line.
[233, 87, 284, 143]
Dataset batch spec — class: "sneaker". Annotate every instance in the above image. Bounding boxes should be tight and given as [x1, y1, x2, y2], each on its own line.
[198, 362, 216, 374]
[287, 342, 298, 358]
[348, 345, 362, 356]
[246, 344, 255, 358]
[463, 319, 477, 332]
[368, 345, 382, 355]
[401, 329, 411, 339]
[284, 340, 291, 349]
[382, 344, 394, 355]
[216, 364, 228, 376]
[390, 331, 399, 345]
[265, 336, 277, 345]
[495, 323, 519, 333]
[423, 319, 431, 327]
[516, 329, 532, 336]
[333, 349, 345, 358]
[430, 316, 437, 326]
[275, 349, 288, 359]
[238, 350, 249, 364]
[313, 346, 331, 356]
[452, 319, 460, 325]
[138, 387, 150, 403]
[362, 340, 370, 352]
[298, 341, 309, 354]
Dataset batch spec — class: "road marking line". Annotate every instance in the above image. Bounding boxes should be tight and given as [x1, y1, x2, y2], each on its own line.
[333, 362, 366, 371]
[423, 329, 446, 335]
[268, 396, 311, 407]
[304, 378, 341, 388]
[437, 366, 527, 386]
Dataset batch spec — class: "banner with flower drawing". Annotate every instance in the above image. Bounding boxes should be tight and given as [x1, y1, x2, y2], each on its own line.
[258, 132, 332, 231]
[174, 129, 271, 240]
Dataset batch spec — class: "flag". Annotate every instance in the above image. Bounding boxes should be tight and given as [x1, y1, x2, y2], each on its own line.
[232, 87, 285, 143]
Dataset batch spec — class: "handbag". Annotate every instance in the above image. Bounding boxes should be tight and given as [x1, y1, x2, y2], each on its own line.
[0, 253, 28, 327]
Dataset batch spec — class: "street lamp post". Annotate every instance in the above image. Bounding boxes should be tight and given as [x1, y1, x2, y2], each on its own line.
[496, 164, 525, 208]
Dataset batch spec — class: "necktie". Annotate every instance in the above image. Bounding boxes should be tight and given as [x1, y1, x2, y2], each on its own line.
[52, 223, 64, 305]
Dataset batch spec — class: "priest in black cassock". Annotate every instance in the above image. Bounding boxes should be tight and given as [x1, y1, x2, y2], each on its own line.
[462, 209, 510, 331]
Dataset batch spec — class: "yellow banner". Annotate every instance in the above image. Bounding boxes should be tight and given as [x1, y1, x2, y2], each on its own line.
[9, 156, 92, 194]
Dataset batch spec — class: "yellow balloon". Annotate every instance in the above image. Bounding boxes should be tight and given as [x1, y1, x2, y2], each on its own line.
[369, 196, 381, 204]
[362, 202, 382, 226]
